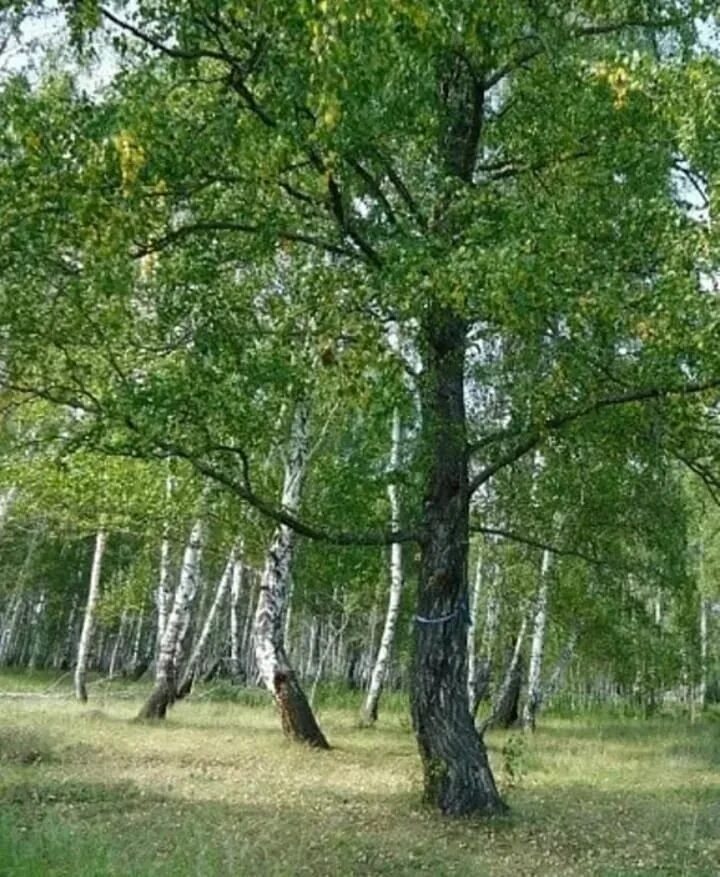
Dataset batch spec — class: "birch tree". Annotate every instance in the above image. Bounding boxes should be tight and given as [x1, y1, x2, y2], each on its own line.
[5, 0, 720, 817]
[253, 403, 329, 747]
[139, 517, 203, 719]
[361, 408, 404, 727]
[74, 529, 107, 702]
[521, 549, 553, 730]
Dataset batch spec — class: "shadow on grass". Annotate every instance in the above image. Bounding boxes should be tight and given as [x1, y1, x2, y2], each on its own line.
[1, 754, 718, 877]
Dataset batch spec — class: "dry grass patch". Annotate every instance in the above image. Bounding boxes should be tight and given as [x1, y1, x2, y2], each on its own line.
[0, 682, 718, 876]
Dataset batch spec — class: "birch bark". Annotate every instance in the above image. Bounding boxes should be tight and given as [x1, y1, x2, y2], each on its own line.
[361, 408, 403, 726]
[521, 548, 553, 730]
[466, 548, 483, 716]
[229, 543, 244, 680]
[74, 530, 108, 702]
[138, 517, 203, 719]
[253, 402, 329, 747]
[179, 540, 239, 694]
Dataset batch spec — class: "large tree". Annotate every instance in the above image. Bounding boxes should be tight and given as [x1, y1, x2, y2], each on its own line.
[2, 1, 720, 815]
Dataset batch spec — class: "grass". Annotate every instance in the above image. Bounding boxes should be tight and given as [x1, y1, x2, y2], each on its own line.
[0, 673, 718, 876]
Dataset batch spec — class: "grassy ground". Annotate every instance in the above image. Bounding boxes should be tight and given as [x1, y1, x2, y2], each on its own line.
[0, 672, 718, 876]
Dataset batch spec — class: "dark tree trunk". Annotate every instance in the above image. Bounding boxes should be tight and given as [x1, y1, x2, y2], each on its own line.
[137, 677, 174, 720]
[274, 666, 329, 748]
[410, 311, 506, 816]
[494, 651, 524, 729]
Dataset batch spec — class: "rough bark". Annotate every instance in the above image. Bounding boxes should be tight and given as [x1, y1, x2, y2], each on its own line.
[74, 530, 107, 702]
[138, 518, 202, 719]
[521, 549, 552, 730]
[361, 407, 404, 726]
[411, 311, 505, 816]
[253, 403, 329, 748]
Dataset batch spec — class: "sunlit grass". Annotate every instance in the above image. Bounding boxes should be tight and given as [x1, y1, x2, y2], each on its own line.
[0, 673, 718, 876]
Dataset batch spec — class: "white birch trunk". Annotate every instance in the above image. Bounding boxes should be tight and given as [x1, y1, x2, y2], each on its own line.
[482, 614, 528, 731]
[28, 591, 47, 670]
[466, 548, 483, 715]
[544, 626, 580, 704]
[108, 610, 129, 679]
[521, 548, 552, 730]
[139, 517, 202, 719]
[129, 611, 145, 675]
[0, 487, 16, 529]
[229, 543, 244, 679]
[360, 408, 403, 726]
[156, 475, 174, 655]
[253, 402, 329, 747]
[0, 591, 22, 664]
[179, 540, 239, 694]
[699, 598, 708, 711]
[74, 530, 107, 702]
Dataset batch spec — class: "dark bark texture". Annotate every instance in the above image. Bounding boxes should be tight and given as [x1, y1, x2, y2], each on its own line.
[274, 666, 330, 749]
[410, 311, 506, 816]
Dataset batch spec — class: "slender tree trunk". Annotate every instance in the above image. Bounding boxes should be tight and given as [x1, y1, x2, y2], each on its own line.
[699, 598, 708, 711]
[108, 610, 129, 680]
[483, 615, 529, 732]
[474, 570, 501, 710]
[0, 487, 16, 529]
[411, 311, 505, 816]
[544, 626, 579, 704]
[466, 548, 483, 716]
[310, 613, 351, 707]
[156, 482, 173, 657]
[56, 594, 78, 670]
[178, 541, 238, 695]
[521, 549, 552, 730]
[361, 408, 404, 726]
[128, 610, 145, 676]
[28, 591, 47, 670]
[0, 591, 22, 664]
[253, 403, 329, 748]
[229, 543, 244, 680]
[74, 530, 108, 702]
[138, 518, 203, 719]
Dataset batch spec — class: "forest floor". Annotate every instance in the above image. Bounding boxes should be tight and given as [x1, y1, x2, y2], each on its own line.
[0, 672, 718, 877]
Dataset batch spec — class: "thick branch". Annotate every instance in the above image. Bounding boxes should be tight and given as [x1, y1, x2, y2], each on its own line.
[469, 376, 720, 495]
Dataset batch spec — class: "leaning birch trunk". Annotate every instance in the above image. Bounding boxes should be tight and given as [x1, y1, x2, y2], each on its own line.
[229, 543, 244, 680]
[360, 408, 403, 727]
[0, 590, 22, 664]
[521, 548, 552, 731]
[108, 610, 129, 680]
[543, 626, 579, 705]
[473, 570, 500, 711]
[253, 403, 329, 748]
[138, 518, 202, 719]
[178, 541, 239, 695]
[466, 548, 483, 716]
[481, 614, 528, 732]
[74, 530, 108, 702]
